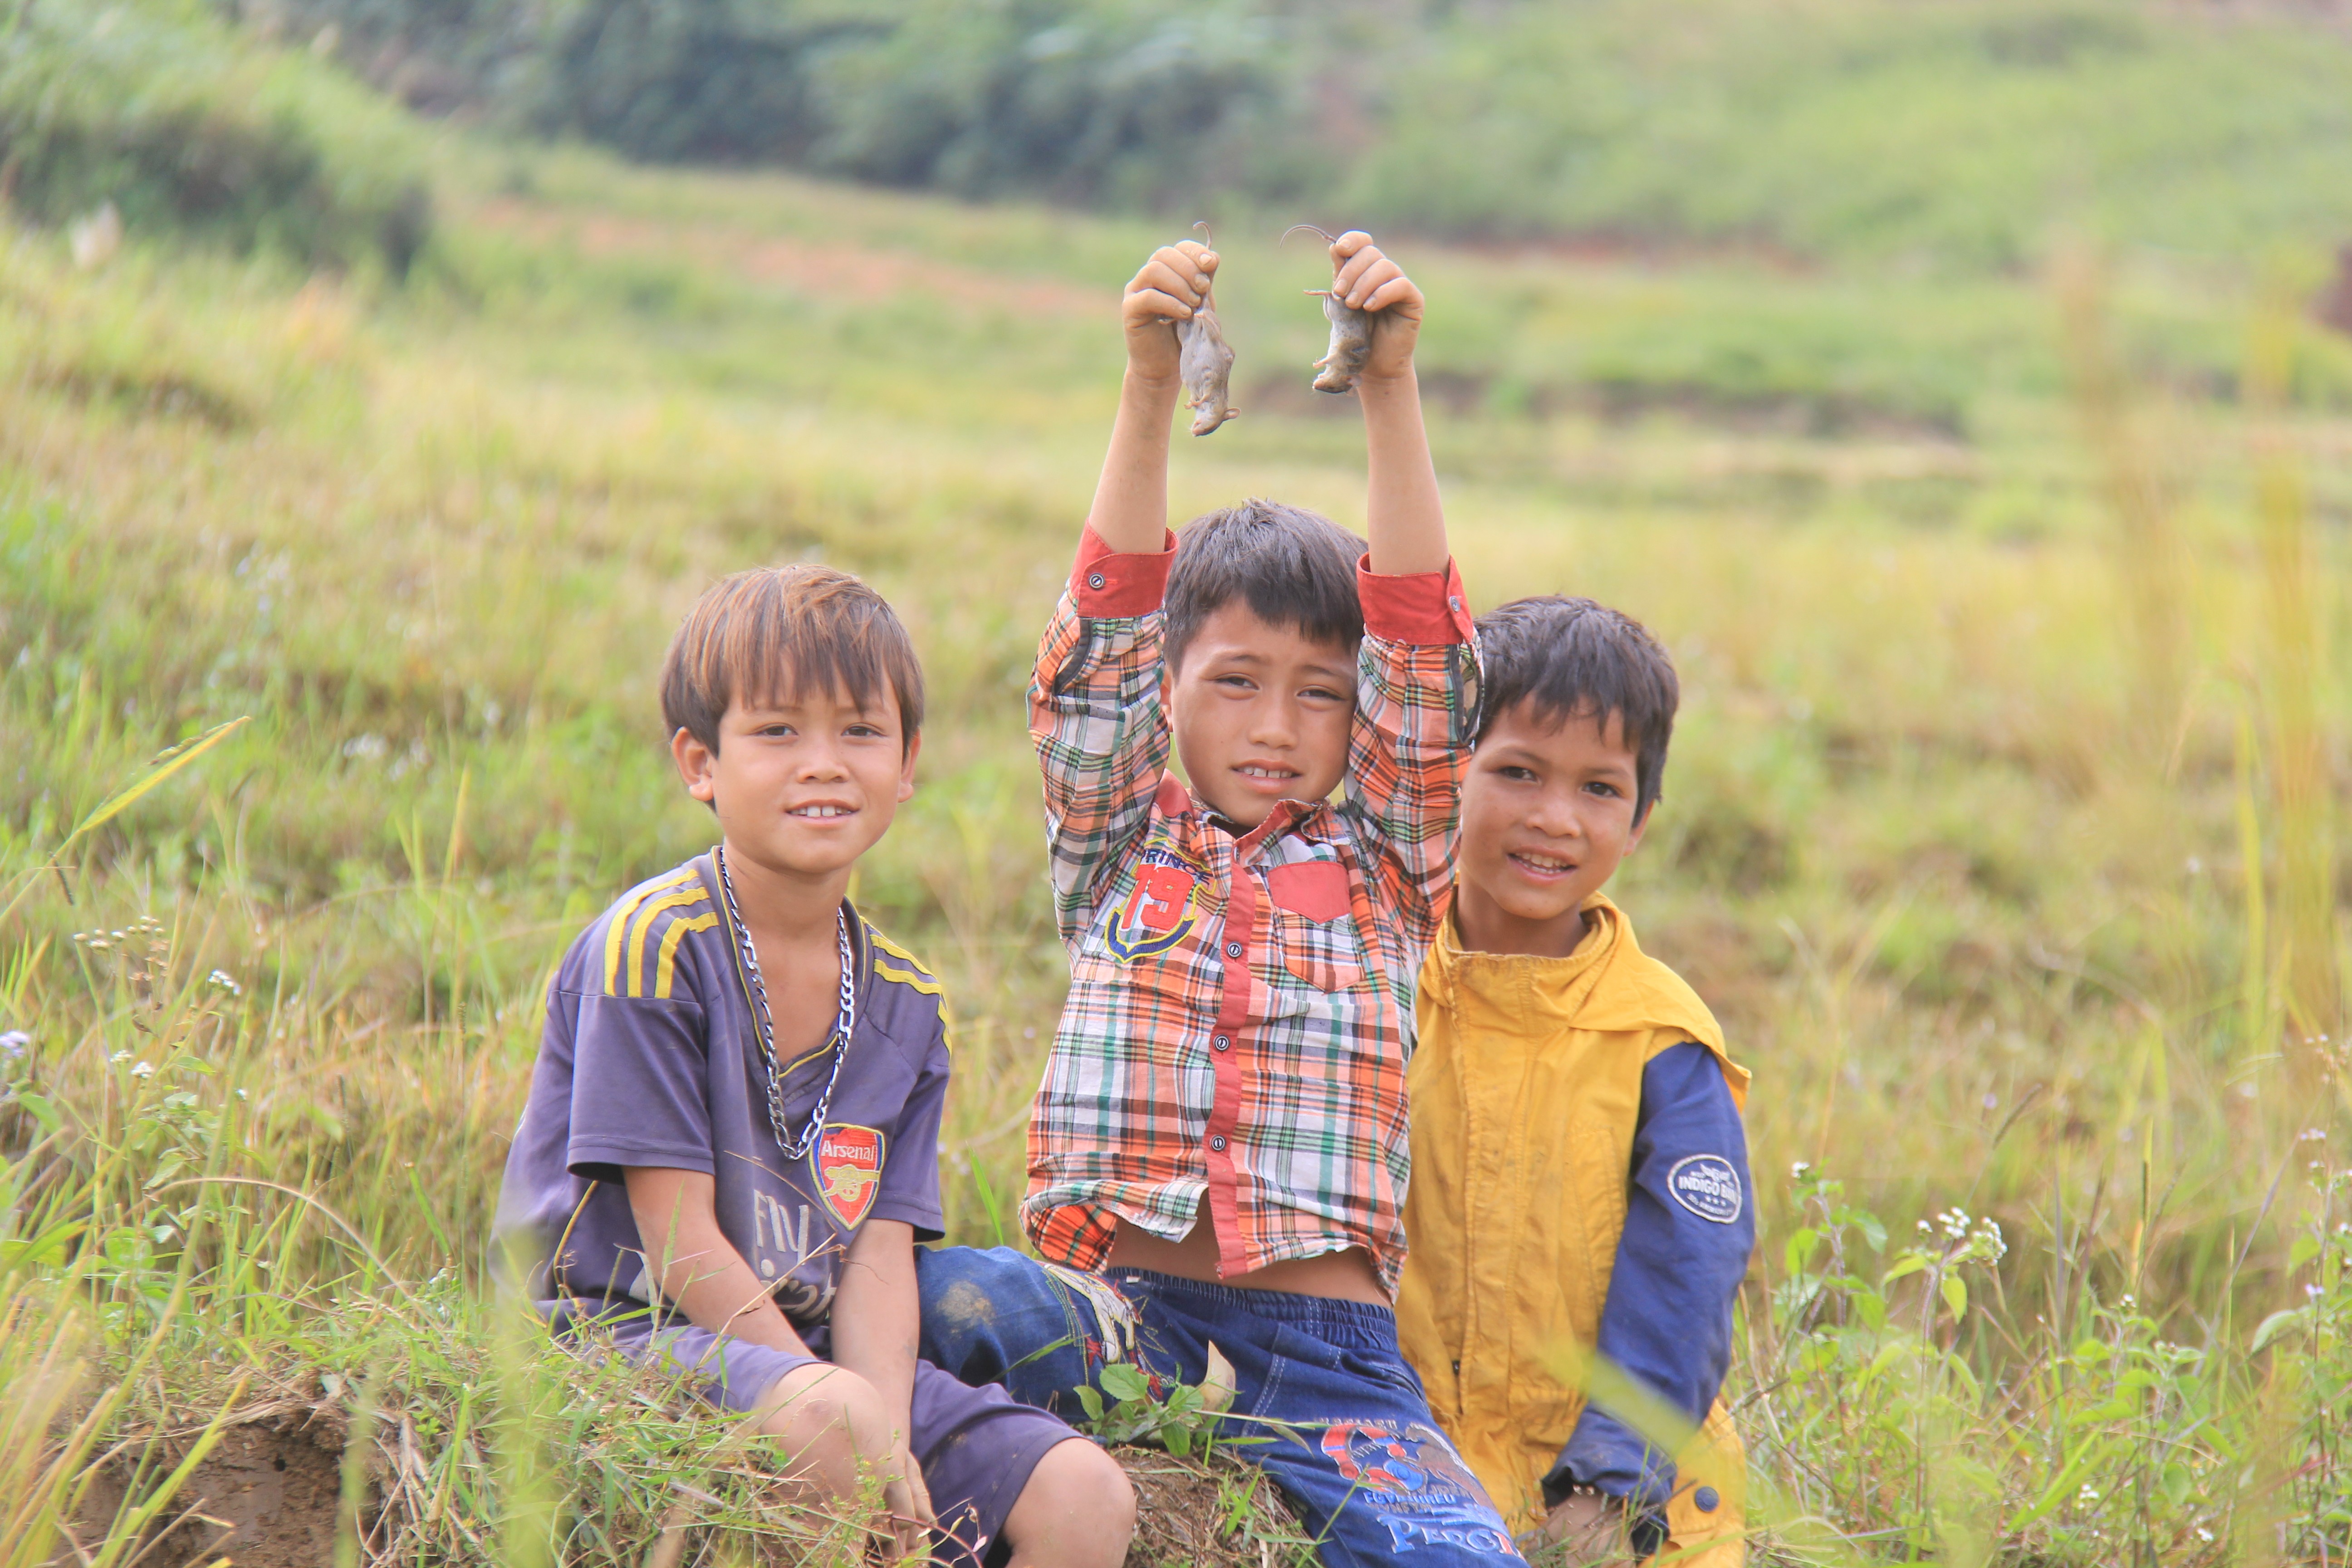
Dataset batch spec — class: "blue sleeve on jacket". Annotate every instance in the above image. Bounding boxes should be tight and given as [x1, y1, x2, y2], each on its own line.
[1544, 1041, 1754, 1519]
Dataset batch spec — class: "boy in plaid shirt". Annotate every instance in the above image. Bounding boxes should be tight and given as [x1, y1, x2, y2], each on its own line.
[919, 233, 1519, 1563]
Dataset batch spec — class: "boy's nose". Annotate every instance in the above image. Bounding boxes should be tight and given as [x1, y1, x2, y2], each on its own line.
[1247, 701, 1299, 747]
[1527, 794, 1583, 839]
[796, 745, 852, 780]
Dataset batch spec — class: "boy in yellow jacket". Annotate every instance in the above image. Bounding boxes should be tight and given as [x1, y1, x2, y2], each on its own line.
[1396, 596, 1754, 1565]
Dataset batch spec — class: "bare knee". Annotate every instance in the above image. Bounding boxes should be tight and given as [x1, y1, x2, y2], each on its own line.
[753, 1362, 886, 1490]
[1004, 1439, 1135, 1568]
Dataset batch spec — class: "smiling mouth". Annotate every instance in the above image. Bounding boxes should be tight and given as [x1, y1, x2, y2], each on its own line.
[788, 803, 858, 819]
[1509, 850, 1577, 877]
[1235, 764, 1298, 783]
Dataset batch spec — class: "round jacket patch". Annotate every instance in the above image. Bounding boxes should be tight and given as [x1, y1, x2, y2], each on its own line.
[1667, 1154, 1744, 1224]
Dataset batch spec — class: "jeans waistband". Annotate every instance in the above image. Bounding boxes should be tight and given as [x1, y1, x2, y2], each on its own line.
[1107, 1267, 1400, 1339]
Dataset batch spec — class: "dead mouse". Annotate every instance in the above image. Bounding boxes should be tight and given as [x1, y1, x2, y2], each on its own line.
[1176, 220, 1238, 436]
[1282, 224, 1371, 395]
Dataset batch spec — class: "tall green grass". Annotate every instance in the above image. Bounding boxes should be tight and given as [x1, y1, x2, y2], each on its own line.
[0, 124, 2346, 1560]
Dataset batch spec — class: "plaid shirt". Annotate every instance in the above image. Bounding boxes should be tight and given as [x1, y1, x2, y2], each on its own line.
[1021, 524, 1480, 1294]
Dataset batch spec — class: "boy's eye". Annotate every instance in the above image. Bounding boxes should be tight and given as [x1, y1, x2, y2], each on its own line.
[757, 723, 795, 738]
[1300, 685, 1347, 705]
[1585, 780, 1622, 798]
[1498, 764, 1538, 782]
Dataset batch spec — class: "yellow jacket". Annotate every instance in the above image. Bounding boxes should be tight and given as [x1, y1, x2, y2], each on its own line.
[1397, 895, 1751, 1563]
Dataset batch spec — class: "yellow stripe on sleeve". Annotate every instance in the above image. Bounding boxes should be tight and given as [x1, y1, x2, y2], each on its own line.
[653, 911, 720, 1000]
[602, 866, 699, 995]
[626, 889, 713, 999]
[872, 960, 944, 997]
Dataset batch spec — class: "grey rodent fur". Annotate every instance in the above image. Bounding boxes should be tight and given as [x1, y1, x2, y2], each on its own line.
[1176, 221, 1237, 436]
[1282, 223, 1371, 395]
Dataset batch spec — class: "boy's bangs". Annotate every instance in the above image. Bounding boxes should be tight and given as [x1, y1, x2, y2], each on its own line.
[661, 565, 924, 755]
[1166, 499, 1366, 668]
[1477, 595, 1678, 818]
[722, 609, 898, 722]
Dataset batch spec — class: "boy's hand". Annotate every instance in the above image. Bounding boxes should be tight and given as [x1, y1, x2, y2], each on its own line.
[1122, 240, 1218, 385]
[1328, 231, 1423, 383]
[1535, 1490, 1638, 1565]
[878, 1441, 936, 1561]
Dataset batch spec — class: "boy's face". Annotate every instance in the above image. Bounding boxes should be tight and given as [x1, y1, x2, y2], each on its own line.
[1453, 699, 1650, 957]
[671, 682, 919, 886]
[1166, 603, 1355, 830]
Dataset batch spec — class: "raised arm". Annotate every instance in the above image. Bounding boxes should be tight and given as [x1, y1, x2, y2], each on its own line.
[1085, 240, 1217, 554]
[1328, 232, 1447, 577]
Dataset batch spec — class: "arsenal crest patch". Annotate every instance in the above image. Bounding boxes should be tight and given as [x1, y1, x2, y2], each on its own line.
[812, 1124, 886, 1227]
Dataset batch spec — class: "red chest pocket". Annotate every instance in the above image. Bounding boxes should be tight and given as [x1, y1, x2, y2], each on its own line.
[1267, 861, 1350, 921]
[1264, 861, 1365, 993]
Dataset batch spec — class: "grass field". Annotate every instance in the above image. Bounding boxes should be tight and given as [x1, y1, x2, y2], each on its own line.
[3, 109, 2350, 1564]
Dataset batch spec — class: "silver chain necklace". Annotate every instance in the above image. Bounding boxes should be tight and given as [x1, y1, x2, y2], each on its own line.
[715, 848, 856, 1160]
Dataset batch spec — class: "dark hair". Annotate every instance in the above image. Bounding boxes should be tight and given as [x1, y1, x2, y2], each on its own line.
[1475, 596, 1679, 822]
[1165, 499, 1365, 670]
[660, 564, 925, 756]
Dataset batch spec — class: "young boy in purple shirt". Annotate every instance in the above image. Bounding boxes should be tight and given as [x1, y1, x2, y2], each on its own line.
[495, 565, 1135, 1567]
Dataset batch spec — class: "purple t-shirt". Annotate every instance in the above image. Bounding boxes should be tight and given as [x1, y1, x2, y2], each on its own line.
[495, 853, 952, 1326]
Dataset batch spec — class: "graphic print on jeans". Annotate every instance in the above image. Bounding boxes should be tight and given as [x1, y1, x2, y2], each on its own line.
[916, 1246, 1523, 1566]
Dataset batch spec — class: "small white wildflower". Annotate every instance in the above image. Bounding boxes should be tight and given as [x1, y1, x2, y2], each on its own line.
[0, 1029, 28, 1060]
[1790, 1161, 1811, 1180]
[109, 1049, 133, 1064]
[235, 1088, 249, 1101]
[2078, 1485, 2098, 1502]
[88, 939, 111, 951]
[206, 969, 243, 995]
[2196, 1528, 2214, 1543]
[2302, 1127, 2328, 1142]
[2308, 1284, 2325, 1299]
[129, 1060, 154, 1078]
[2119, 1294, 2135, 1308]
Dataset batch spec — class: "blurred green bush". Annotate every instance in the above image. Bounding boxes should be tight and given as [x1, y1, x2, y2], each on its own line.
[0, 0, 433, 274]
[213, 0, 2352, 270]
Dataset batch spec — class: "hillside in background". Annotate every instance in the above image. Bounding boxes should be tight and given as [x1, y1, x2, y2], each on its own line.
[3, 3, 2350, 1563]
[223, 0, 2352, 269]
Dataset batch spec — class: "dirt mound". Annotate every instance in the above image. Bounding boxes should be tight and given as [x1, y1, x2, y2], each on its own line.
[65, 1412, 348, 1568]
[1119, 1448, 1312, 1567]
[60, 1408, 1296, 1567]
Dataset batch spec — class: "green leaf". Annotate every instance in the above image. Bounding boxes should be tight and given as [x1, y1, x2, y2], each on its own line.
[1881, 1253, 1928, 1285]
[2250, 1308, 2311, 1354]
[2289, 1234, 2323, 1269]
[1074, 1384, 1104, 1423]
[1165, 1423, 1192, 1458]
[1099, 1363, 1151, 1403]
[1855, 1212, 1887, 1252]
[16, 1092, 59, 1134]
[1783, 1227, 1820, 1275]
[1940, 1274, 1968, 1322]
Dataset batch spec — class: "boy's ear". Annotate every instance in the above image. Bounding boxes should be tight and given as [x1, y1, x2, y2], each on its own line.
[671, 727, 718, 805]
[897, 730, 923, 804]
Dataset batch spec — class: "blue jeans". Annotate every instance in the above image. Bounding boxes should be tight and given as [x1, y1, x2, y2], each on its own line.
[917, 1246, 1522, 1565]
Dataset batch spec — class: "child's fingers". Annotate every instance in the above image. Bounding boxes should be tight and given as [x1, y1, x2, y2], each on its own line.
[1342, 257, 1405, 310]
[1173, 239, 1220, 274]
[1127, 286, 1196, 322]
[1332, 243, 1391, 300]
[1359, 273, 1420, 314]
[1131, 253, 1207, 309]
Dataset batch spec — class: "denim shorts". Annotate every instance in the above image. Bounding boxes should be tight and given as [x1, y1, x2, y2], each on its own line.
[553, 1302, 1083, 1568]
[915, 1248, 1523, 1565]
